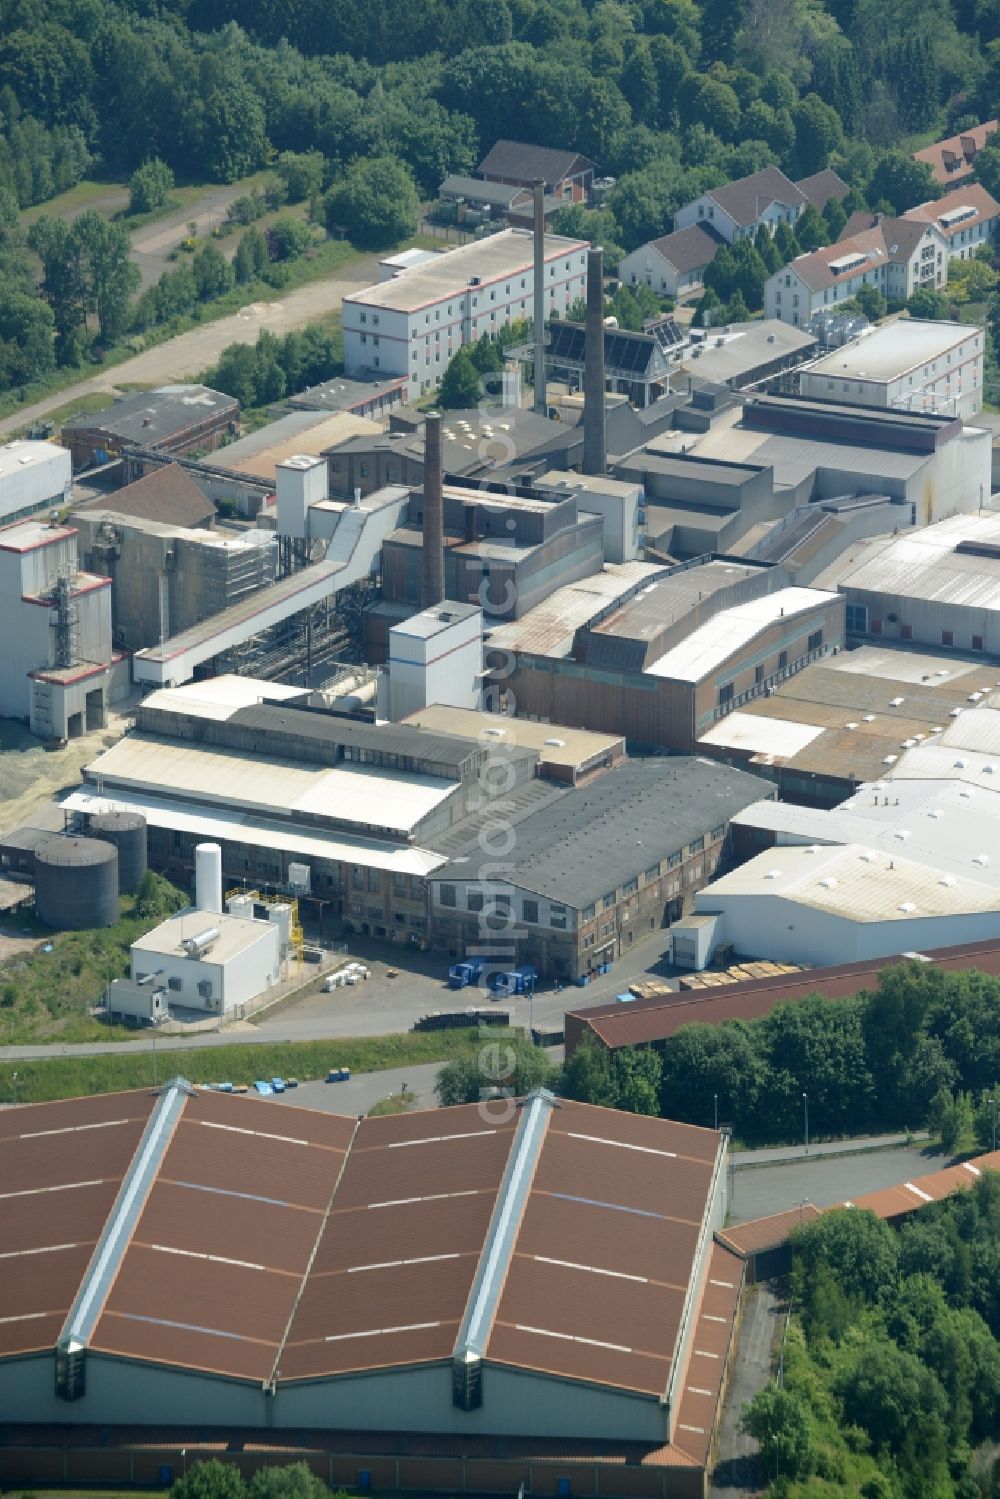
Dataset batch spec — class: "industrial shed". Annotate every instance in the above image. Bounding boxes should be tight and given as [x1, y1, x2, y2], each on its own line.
[0, 1083, 739, 1496]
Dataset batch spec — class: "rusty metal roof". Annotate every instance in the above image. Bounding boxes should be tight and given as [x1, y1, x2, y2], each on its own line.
[0, 1088, 155, 1358]
[0, 1085, 730, 1413]
[717, 1204, 823, 1257]
[570, 937, 1000, 1052]
[485, 1100, 723, 1399]
[672, 1243, 744, 1465]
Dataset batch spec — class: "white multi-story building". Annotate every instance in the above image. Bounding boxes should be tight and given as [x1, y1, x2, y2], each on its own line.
[906, 183, 1000, 262]
[764, 220, 948, 327]
[799, 319, 984, 419]
[0, 517, 122, 739]
[342, 229, 589, 400]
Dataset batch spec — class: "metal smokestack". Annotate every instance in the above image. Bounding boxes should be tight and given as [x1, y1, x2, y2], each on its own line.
[421, 410, 445, 608]
[533, 180, 547, 415]
[583, 245, 606, 476]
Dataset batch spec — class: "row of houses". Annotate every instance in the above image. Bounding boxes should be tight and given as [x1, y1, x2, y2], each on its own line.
[767, 184, 1000, 328]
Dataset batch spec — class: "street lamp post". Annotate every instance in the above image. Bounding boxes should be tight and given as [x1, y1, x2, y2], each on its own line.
[991, 1093, 997, 1154]
[802, 1091, 809, 1154]
[11, 1070, 17, 1106]
[713, 1092, 718, 1131]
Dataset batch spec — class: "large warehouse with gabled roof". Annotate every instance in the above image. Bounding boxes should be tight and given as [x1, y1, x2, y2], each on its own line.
[0, 1082, 740, 1497]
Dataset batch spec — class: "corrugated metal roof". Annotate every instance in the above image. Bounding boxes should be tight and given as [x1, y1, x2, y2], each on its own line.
[717, 1205, 823, 1256]
[672, 1243, 744, 1465]
[61, 788, 448, 878]
[439, 756, 771, 908]
[571, 937, 1000, 1051]
[0, 1090, 155, 1358]
[646, 588, 837, 684]
[699, 840, 1000, 921]
[0, 1089, 733, 1413]
[486, 563, 663, 658]
[85, 735, 455, 836]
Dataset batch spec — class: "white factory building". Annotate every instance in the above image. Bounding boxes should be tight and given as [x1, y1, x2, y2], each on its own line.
[692, 840, 1000, 966]
[800, 319, 984, 420]
[0, 439, 72, 526]
[691, 700, 1000, 966]
[383, 601, 483, 721]
[831, 511, 1000, 653]
[0, 517, 124, 739]
[342, 230, 589, 400]
[129, 845, 281, 1015]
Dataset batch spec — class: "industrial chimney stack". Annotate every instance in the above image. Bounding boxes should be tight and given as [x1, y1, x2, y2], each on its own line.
[421, 410, 445, 608]
[532, 180, 547, 415]
[583, 245, 606, 476]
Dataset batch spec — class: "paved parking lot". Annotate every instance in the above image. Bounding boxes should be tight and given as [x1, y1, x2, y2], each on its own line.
[729, 1142, 940, 1221]
[252, 927, 682, 1041]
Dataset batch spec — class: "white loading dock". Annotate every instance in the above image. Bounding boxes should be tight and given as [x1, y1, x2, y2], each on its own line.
[694, 842, 1000, 966]
[131, 909, 281, 1014]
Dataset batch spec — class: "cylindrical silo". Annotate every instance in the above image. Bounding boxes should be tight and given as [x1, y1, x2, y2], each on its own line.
[195, 843, 223, 915]
[90, 811, 148, 893]
[34, 837, 120, 930]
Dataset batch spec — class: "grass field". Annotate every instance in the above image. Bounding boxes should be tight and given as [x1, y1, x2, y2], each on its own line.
[0, 874, 189, 1046]
[4, 1032, 511, 1105]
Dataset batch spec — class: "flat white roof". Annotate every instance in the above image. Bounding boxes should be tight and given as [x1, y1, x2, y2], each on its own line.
[133, 909, 276, 964]
[537, 470, 642, 499]
[821, 643, 988, 686]
[0, 440, 69, 480]
[345, 230, 589, 314]
[86, 734, 455, 835]
[646, 587, 836, 683]
[390, 602, 481, 640]
[733, 778, 1000, 888]
[698, 841, 1000, 921]
[805, 319, 977, 384]
[400, 706, 623, 767]
[62, 790, 447, 877]
[140, 675, 305, 723]
[699, 711, 826, 760]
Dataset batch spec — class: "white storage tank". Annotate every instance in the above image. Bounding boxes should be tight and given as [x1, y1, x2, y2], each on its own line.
[195, 843, 223, 914]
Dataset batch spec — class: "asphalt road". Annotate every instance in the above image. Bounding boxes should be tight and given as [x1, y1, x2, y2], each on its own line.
[268, 1060, 443, 1117]
[0, 258, 384, 439]
[710, 1283, 783, 1497]
[729, 1141, 940, 1220]
[0, 923, 682, 1060]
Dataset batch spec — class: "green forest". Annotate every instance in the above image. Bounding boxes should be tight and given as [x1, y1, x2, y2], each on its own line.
[743, 1182, 1000, 1496]
[562, 961, 1000, 1148]
[5, 0, 1000, 398]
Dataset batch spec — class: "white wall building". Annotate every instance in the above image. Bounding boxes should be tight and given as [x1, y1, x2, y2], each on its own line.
[765, 222, 948, 327]
[534, 469, 642, 563]
[694, 841, 1000, 966]
[0, 517, 119, 739]
[906, 183, 1000, 263]
[342, 229, 589, 401]
[385, 601, 483, 721]
[832, 512, 1000, 653]
[674, 166, 809, 244]
[800, 319, 984, 419]
[131, 909, 281, 1015]
[0, 440, 72, 526]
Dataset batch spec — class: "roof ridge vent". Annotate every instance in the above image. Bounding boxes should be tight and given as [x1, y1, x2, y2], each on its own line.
[56, 1076, 193, 1398]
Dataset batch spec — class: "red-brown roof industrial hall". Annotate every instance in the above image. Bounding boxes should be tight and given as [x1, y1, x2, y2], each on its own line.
[0, 1082, 741, 1499]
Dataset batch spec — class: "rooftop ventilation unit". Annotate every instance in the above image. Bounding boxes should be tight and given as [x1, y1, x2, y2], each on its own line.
[898, 901, 917, 914]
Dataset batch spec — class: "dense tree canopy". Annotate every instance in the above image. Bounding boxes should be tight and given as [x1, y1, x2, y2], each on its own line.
[566, 963, 1000, 1146]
